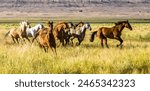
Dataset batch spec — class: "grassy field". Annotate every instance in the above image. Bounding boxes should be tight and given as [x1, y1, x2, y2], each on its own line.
[0, 20, 150, 74]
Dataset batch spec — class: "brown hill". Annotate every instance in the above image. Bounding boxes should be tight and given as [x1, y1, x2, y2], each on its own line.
[0, 0, 149, 19]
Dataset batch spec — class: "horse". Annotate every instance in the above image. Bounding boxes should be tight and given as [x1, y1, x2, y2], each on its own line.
[90, 20, 132, 48]
[53, 22, 70, 47]
[26, 23, 44, 43]
[66, 21, 84, 44]
[5, 21, 30, 44]
[37, 21, 56, 54]
[70, 22, 92, 46]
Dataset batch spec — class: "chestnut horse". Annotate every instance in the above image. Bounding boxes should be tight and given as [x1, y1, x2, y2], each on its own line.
[53, 22, 70, 47]
[37, 21, 56, 54]
[5, 21, 30, 44]
[90, 20, 132, 48]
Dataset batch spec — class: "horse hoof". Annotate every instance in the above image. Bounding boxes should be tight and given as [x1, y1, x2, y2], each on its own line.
[120, 45, 123, 49]
[116, 45, 119, 47]
[76, 43, 79, 46]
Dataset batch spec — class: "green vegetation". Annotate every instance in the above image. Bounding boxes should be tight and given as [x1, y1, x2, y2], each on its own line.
[0, 20, 150, 74]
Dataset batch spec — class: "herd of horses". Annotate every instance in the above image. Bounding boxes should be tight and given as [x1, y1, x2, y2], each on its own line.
[4, 20, 133, 54]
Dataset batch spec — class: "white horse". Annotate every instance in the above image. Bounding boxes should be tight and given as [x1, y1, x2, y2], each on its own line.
[26, 24, 44, 42]
[70, 22, 92, 45]
[26, 24, 44, 37]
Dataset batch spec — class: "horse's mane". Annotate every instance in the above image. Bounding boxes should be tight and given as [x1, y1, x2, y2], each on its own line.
[54, 21, 69, 31]
[115, 20, 128, 25]
[55, 22, 66, 26]
[74, 22, 84, 27]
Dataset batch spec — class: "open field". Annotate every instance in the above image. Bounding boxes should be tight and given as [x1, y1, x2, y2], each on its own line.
[0, 19, 150, 74]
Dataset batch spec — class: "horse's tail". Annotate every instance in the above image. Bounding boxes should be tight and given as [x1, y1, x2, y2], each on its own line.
[4, 31, 10, 39]
[90, 31, 97, 42]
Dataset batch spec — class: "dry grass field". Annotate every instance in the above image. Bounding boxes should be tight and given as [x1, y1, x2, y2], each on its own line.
[0, 20, 150, 74]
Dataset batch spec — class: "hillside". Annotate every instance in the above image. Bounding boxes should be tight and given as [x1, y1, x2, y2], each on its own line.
[0, 0, 150, 19]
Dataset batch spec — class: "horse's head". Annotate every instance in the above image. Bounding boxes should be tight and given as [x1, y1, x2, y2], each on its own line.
[124, 20, 132, 31]
[21, 21, 29, 26]
[85, 22, 92, 31]
[74, 21, 84, 28]
[47, 21, 53, 32]
[20, 21, 30, 32]
[62, 23, 70, 31]
[47, 21, 53, 27]
[68, 22, 74, 29]
[115, 20, 132, 31]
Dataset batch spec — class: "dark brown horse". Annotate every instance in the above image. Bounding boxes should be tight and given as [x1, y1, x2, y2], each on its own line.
[90, 20, 132, 48]
[53, 22, 70, 47]
[37, 21, 56, 54]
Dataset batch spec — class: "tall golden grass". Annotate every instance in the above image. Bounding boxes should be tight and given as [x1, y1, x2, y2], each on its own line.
[0, 23, 150, 74]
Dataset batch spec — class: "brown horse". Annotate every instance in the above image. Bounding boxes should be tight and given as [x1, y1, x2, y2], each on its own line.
[90, 20, 132, 48]
[53, 22, 70, 47]
[5, 21, 30, 44]
[37, 21, 56, 54]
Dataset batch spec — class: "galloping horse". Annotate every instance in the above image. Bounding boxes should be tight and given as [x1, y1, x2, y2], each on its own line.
[70, 22, 92, 45]
[53, 22, 70, 47]
[5, 21, 30, 44]
[38, 21, 56, 54]
[90, 20, 132, 48]
[26, 23, 44, 43]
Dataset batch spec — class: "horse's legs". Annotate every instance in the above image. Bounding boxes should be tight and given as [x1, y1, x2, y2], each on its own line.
[11, 36, 16, 44]
[58, 36, 65, 47]
[32, 32, 39, 43]
[62, 38, 65, 46]
[116, 37, 123, 48]
[43, 46, 47, 53]
[100, 38, 104, 48]
[55, 38, 61, 47]
[25, 37, 31, 43]
[70, 36, 75, 46]
[77, 37, 82, 46]
[15, 37, 19, 44]
[104, 38, 109, 48]
[65, 35, 70, 45]
[50, 47, 57, 55]
[19, 36, 26, 45]
[54, 48, 57, 55]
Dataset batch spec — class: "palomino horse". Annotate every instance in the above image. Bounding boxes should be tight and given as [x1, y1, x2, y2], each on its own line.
[5, 21, 30, 44]
[37, 21, 56, 54]
[70, 22, 92, 45]
[26, 23, 44, 43]
[90, 20, 132, 48]
[53, 22, 70, 47]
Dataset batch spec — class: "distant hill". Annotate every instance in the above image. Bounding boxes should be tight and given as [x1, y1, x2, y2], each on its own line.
[0, 0, 149, 19]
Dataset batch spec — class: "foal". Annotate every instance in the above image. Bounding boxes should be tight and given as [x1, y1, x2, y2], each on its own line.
[38, 21, 56, 54]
